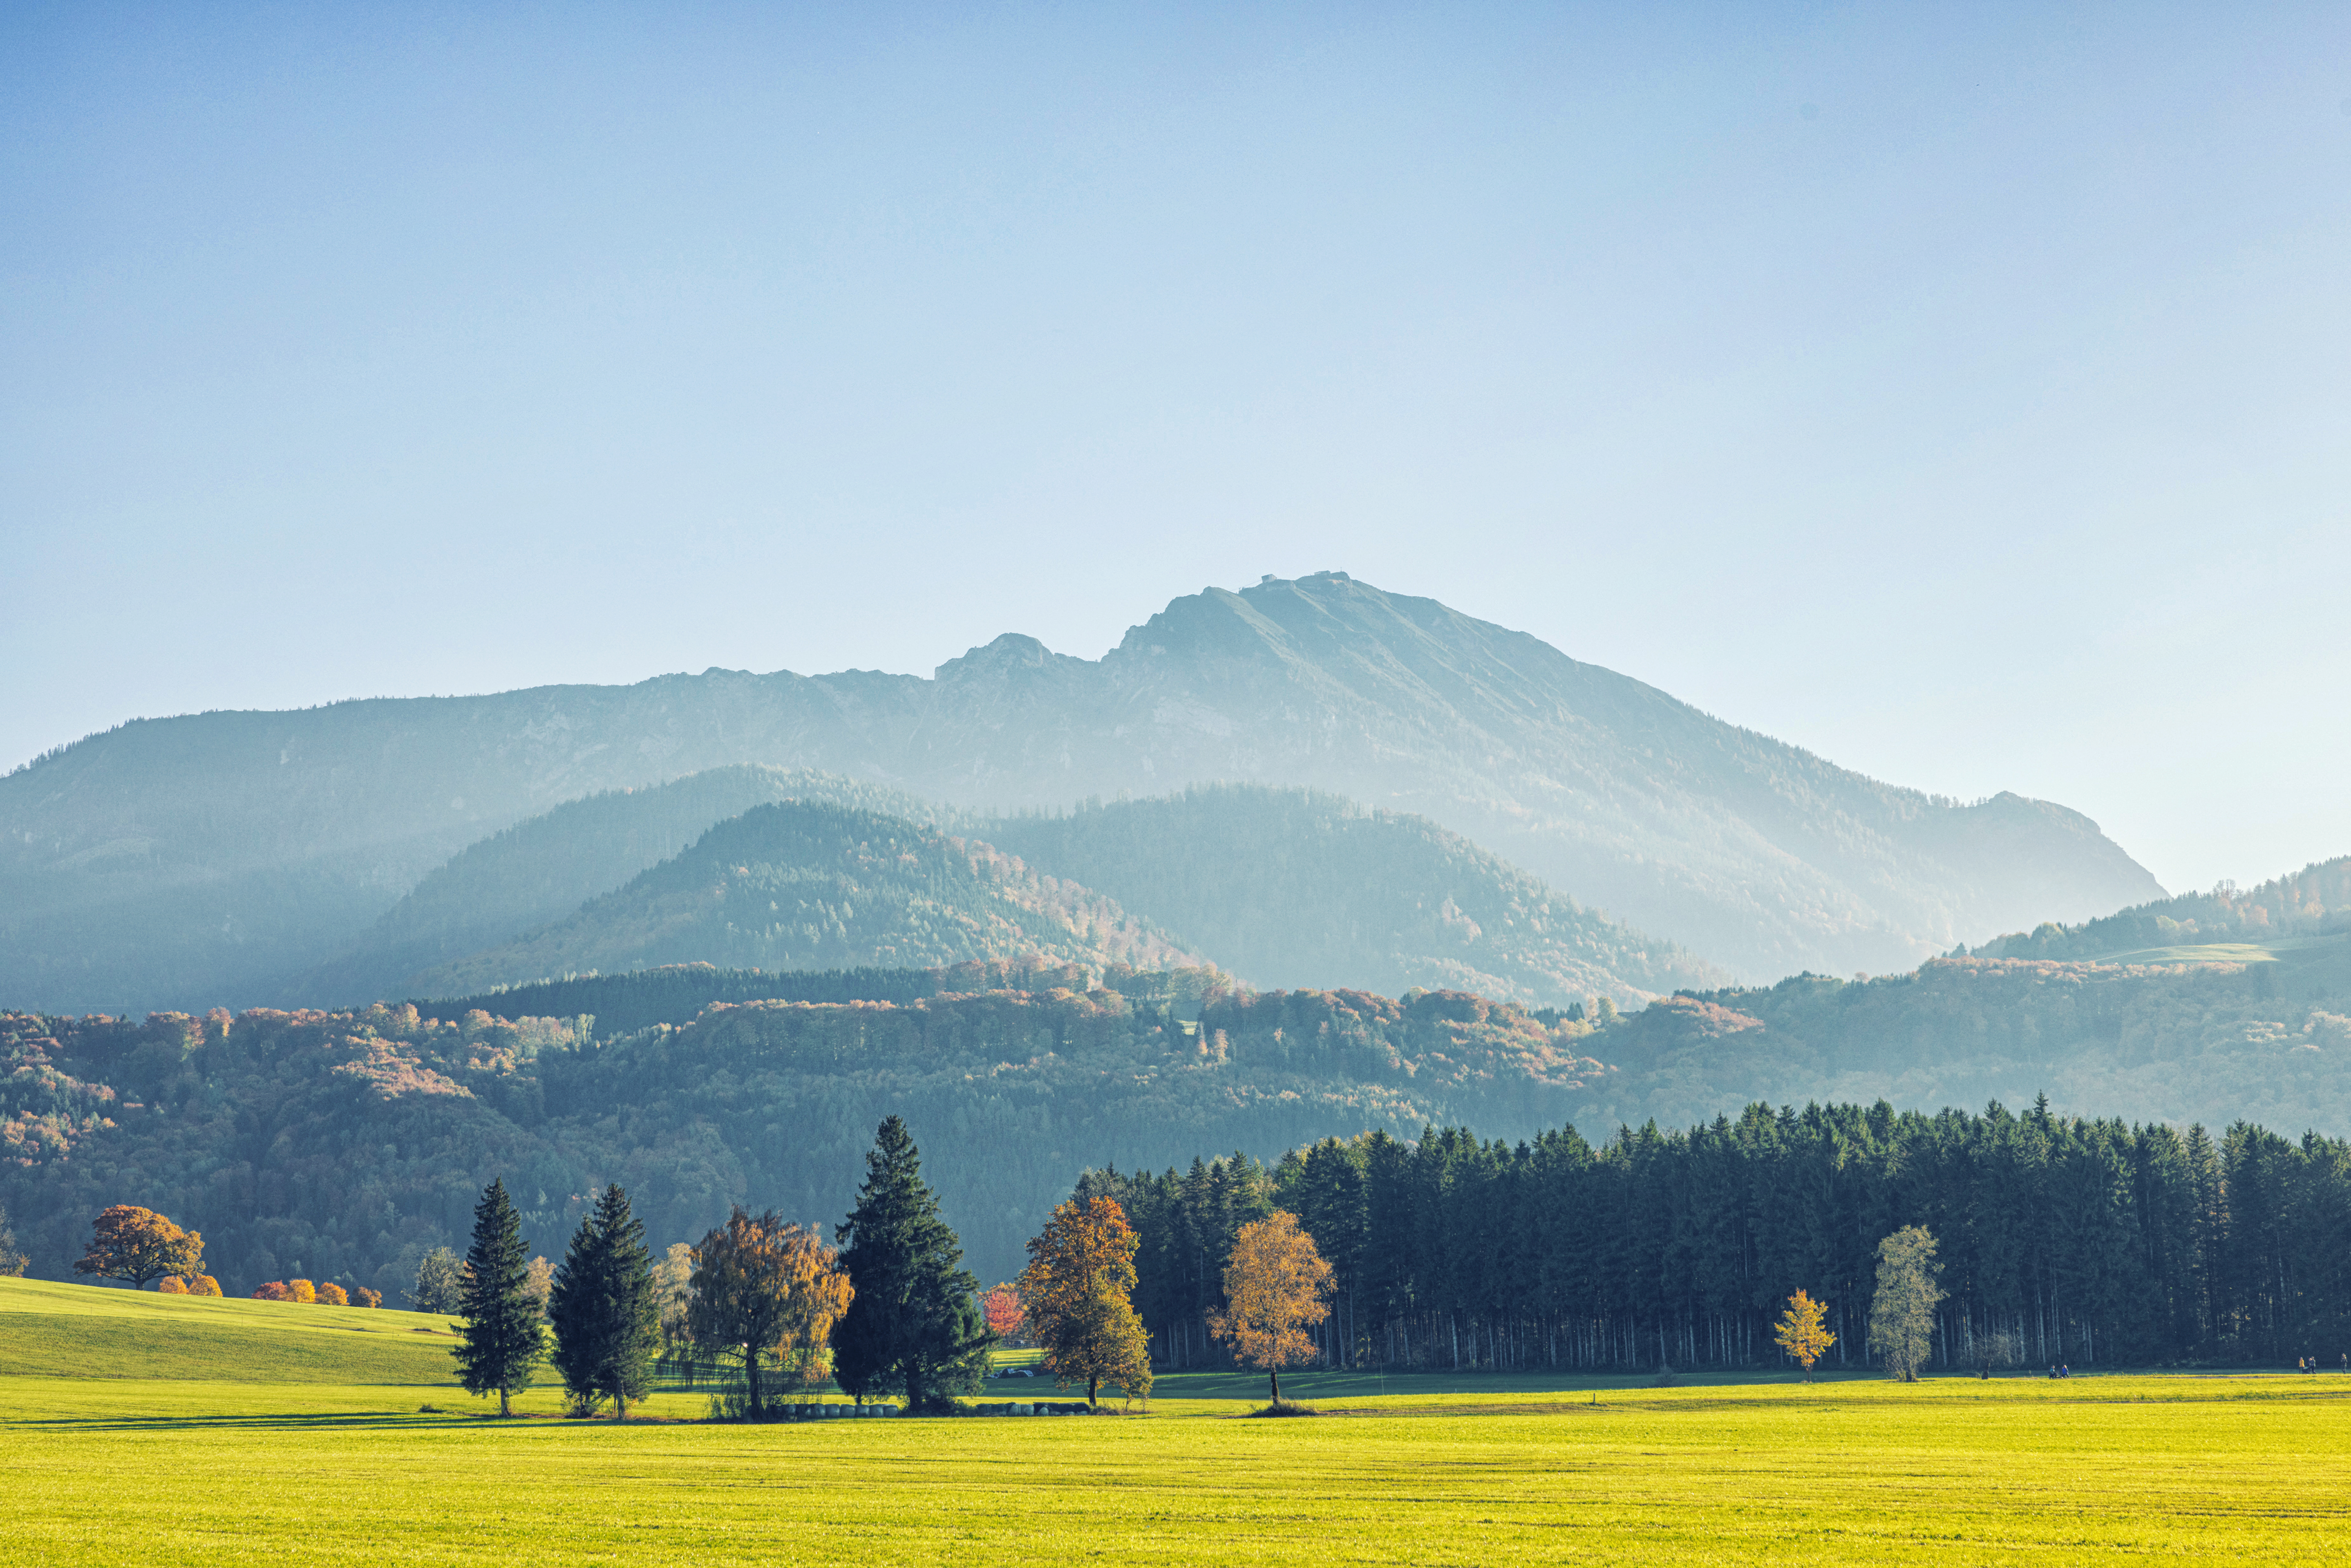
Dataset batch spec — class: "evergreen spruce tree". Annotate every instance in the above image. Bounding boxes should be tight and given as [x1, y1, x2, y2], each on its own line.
[832, 1116, 995, 1411]
[453, 1178, 542, 1416]
[547, 1184, 661, 1419]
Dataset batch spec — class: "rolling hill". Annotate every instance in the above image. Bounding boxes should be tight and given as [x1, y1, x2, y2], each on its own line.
[402, 800, 1203, 996]
[980, 784, 1726, 1008]
[0, 573, 2165, 1012]
[285, 766, 942, 1007]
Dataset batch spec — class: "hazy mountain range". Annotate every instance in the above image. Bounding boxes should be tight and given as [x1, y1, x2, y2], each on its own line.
[0, 572, 2164, 1013]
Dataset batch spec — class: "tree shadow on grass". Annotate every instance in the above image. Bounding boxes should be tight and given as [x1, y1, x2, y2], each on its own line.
[6, 1403, 502, 1434]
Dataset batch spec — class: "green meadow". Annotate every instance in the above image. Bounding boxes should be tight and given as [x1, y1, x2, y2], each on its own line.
[4, 1278, 2350, 1566]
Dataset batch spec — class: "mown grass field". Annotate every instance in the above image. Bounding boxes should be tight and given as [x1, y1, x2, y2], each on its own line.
[4, 1277, 2350, 1566]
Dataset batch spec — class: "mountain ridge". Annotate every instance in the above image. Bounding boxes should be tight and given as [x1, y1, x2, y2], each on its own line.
[0, 572, 2165, 1009]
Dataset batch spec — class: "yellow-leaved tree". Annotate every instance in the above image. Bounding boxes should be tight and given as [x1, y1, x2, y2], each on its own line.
[73, 1205, 203, 1288]
[1209, 1211, 1332, 1407]
[686, 1207, 854, 1417]
[1017, 1196, 1152, 1409]
[1773, 1290, 1835, 1381]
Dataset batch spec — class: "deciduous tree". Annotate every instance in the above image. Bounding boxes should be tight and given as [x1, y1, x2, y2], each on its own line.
[409, 1246, 465, 1314]
[350, 1285, 380, 1308]
[1209, 1210, 1331, 1406]
[316, 1282, 349, 1307]
[73, 1205, 202, 1288]
[686, 1207, 854, 1416]
[0, 1201, 25, 1276]
[455, 1179, 543, 1416]
[548, 1184, 660, 1419]
[1773, 1290, 1835, 1381]
[1869, 1227, 1945, 1382]
[1018, 1197, 1152, 1408]
[832, 1117, 994, 1411]
[981, 1284, 1025, 1342]
[156, 1275, 187, 1295]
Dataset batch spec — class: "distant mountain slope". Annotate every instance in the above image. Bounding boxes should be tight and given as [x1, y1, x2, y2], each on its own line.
[1973, 855, 2351, 963]
[0, 572, 2164, 1009]
[285, 766, 940, 1007]
[405, 801, 1203, 996]
[981, 784, 1726, 1009]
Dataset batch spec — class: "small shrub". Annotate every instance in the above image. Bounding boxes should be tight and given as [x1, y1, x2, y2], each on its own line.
[289, 1279, 317, 1304]
[186, 1275, 221, 1297]
[253, 1281, 291, 1301]
[156, 1276, 188, 1294]
[352, 1286, 382, 1308]
[315, 1282, 348, 1306]
[1250, 1401, 1321, 1417]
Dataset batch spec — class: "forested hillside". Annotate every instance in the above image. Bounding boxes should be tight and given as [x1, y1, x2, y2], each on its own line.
[12, 931, 2351, 1303]
[414, 958, 1231, 1039]
[0, 573, 2164, 1013]
[981, 784, 1724, 1008]
[287, 767, 942, 1007]
[1088, 1103, 2351, 1376]
[403, 801, 1201, 995]
[0, 981, 1602, 1294]
[1974, 856, 2351, 962]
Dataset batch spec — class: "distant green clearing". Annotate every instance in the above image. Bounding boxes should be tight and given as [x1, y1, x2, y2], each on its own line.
[0, 1275, 465, 1383]
[4, 1279, 2349, 1564]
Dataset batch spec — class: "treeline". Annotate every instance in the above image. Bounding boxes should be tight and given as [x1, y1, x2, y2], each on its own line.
[417, 958, 1232, 1037]
[1974, 856, 2351, 962]
[1081, 1099, 2351, 1373]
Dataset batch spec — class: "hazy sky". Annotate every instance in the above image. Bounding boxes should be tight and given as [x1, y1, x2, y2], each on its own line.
[6, 3, 2347, 896]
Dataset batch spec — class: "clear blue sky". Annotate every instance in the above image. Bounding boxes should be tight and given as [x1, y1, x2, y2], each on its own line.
[5, 2, 2347, 896]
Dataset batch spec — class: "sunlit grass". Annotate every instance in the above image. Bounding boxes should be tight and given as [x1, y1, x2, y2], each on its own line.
[4, 1277, 2349, 1564]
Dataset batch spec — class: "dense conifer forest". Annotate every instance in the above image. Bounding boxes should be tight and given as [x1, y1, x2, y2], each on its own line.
[1084, 1100, 2351, 1374]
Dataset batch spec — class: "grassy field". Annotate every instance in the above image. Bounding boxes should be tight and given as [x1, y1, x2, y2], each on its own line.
[4, 1278, 2350, 1565]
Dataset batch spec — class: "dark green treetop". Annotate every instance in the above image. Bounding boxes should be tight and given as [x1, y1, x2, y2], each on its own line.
[547, 1183, 660, 1419]
[832, 1116, 994, 1410]
[453, 1178, 542, 1416]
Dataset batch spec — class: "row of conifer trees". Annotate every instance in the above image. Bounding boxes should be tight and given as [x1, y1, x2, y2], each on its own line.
[452, 1116, 997, 1415]
[1081, 1098, 2351, 1371]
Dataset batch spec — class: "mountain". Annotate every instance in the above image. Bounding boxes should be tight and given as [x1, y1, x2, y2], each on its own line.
[310, 773, 1716, 1012]
[401, 801, 1203, 996]
[980, 784, 1726, 1008]
[0, 572, 2165, 1011]
[284, 766, 942, 1007]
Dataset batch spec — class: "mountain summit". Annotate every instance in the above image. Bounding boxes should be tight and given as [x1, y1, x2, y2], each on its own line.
[0, 572, 2162, 1009]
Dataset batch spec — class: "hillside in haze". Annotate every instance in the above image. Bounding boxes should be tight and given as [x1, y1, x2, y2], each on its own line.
[285, 766, 941, 1007]
[0, 572, 2164, 1011]
[402, 801, 1202, 996]
[981, 784, 1726, 1008]
[1972, 856, 2351, 963]
[302, 774, 1714, 1012]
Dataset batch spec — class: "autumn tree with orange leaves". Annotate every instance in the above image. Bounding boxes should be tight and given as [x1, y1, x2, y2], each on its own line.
[981, 1284, 1026, 1343]
[1017, 1196, 1152, 1409]
[73, 1205, 202, 1288]
[687, 1207, 854, 1416]
[1210, 1211, 1331, 1407]
[1773, 1289, 1836, 1381]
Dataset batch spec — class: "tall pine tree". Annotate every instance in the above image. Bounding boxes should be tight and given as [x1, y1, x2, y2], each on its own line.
[548, 1184, 660, 1419]
[832, 1116, 994, 1410]
[453, 1179, 542, 1415]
